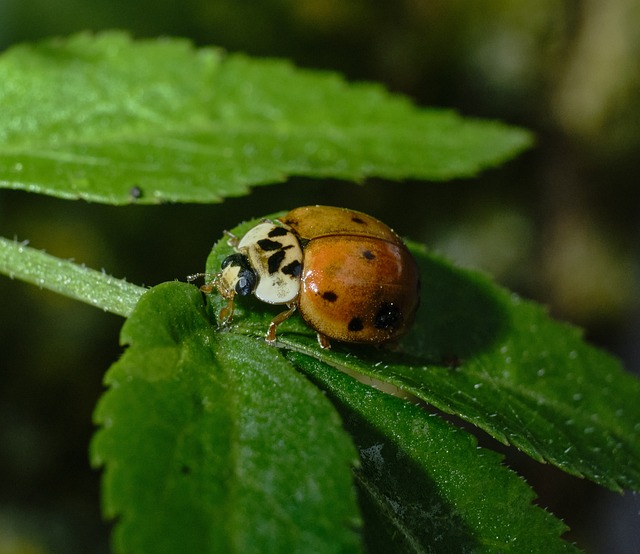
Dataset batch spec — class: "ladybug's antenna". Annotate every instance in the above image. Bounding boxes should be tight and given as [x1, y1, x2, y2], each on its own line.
[186, 272, 209, 283]
[186, 272, 219, 294]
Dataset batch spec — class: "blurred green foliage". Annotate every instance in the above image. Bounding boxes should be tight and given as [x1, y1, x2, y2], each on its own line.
[1, 1, 639, 552]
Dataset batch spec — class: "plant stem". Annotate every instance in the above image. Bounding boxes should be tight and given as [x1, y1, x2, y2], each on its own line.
[0, 236, 146, 317]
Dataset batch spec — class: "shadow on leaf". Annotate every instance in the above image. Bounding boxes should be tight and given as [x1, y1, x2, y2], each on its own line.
[294, 353, 481, 552]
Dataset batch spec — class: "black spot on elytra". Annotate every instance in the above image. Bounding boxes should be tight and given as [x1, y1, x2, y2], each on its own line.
[362, 249, 375, 260]
[258, 238, 284, 251]
[282, 260, 302, 277]
[351, 216, 366, 224]
[321, 291, 337, 302]
[374, 303, 402, 330]
[268, 227, 289, 237]
[267, 250, 286, 273]
[348, 317, 364, 332]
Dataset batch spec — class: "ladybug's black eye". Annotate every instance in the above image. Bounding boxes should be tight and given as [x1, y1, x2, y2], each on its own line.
[220, 253, 257, 296]
[235, 268, 257, 296]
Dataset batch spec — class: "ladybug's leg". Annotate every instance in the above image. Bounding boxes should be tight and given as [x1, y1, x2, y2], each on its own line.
[266, 304, 297, 345]
[189, 274, 235, 323]
[218, 295, 236, 325]
[224, 230, 240, 248]
[199, 281, 215, 294]
[316, 333, 332, 350]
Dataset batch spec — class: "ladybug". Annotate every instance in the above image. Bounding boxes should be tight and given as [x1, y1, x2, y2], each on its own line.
[206, 205, 420, 349]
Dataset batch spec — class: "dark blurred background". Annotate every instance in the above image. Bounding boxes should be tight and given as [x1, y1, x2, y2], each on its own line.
[1, 1, 639, 552]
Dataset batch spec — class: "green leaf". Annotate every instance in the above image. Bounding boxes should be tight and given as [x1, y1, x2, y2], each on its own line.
[91, 282, 362, 554]
[287, 352, 578, 553]
[0, 31, 532, 205]
[205, 217, 640, 493]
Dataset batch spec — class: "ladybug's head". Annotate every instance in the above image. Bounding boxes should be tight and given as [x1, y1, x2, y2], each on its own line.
[217, 253, 258, 298]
